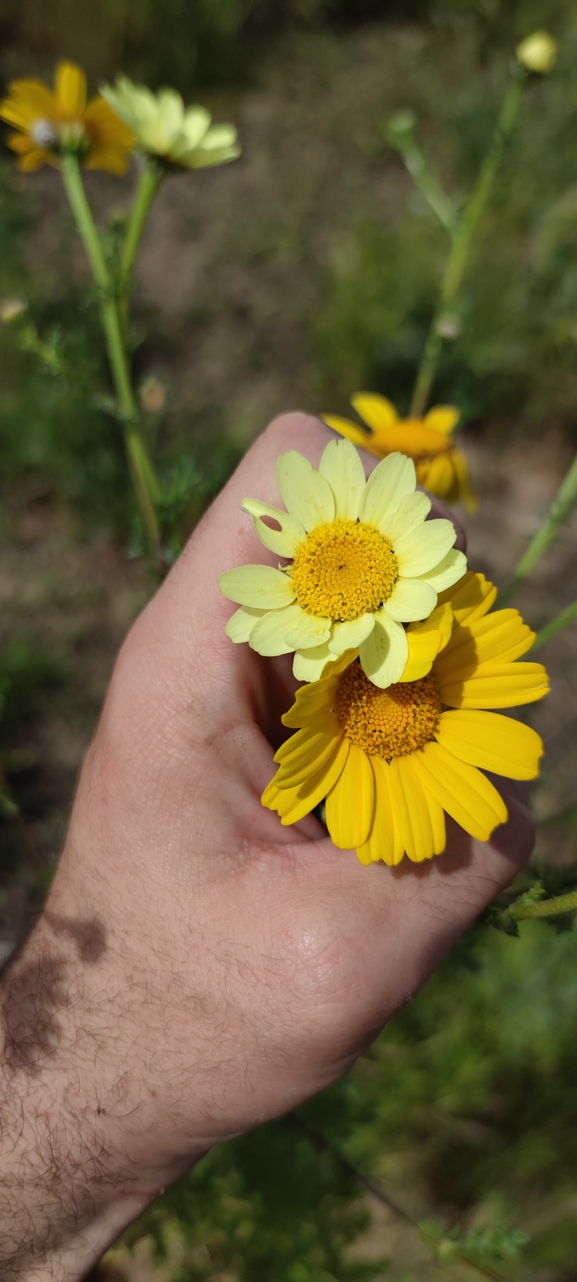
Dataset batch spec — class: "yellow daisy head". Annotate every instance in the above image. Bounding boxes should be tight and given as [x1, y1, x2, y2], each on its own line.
[100, 76, 240, 171]
[0, 61, 134, 174]
[219, 437, 467, 689]
[263, 571, 549, 866]
[323, 392, 477, 512]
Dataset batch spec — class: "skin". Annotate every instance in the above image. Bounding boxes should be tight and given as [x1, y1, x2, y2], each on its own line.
[0, 414, 534, 1281]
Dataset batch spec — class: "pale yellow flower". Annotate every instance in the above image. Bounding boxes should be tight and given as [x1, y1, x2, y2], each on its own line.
[219, 438, 466, 689]
[101, 76, 240, 170]
[516, 31, 558, 74]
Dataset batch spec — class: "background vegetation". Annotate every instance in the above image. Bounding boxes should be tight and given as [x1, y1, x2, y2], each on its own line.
[1, 1, 577, 1278]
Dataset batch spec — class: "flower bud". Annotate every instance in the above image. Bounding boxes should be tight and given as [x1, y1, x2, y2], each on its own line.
[516, 31, 558, 74]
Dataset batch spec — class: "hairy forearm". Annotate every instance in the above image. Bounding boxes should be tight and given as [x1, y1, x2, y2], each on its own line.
[0, 922, 170, 1281]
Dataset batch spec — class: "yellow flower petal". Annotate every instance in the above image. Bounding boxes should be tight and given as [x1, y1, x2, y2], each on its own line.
[84, 143, 130, 174]
[282, 672, 341, 728]
[249, 602, 304, 656]
[437, 571, 496, 624]
[55, 62, 87, 116]
[382, 491, 431, 544]
[358, 453, 416, 532]
[359, 610, 408, 688]
[351, 391, 399, 431]
[400, 602, 453, 682]
[218, 564, 295, 608]
[386, 577, 437, 623]
[225, 604, 266, 643]
[240, 498, 306, 559]
[412, 740, 507, 841]
[0, 79, 56, 129]
[318, 438, 366, 520]
[417, 453, 455, 498]
[356, 757, 405, 865]
[415, 548, 467, 593]
[440, 661, 550, 709]
[284, 610, 332, 650]
[263, 735, 350, 826]
[276, 451, 335, 531]
[275, 720, 341, 789]
[435, 710, 544, 780]
[388, 756, 444, 862]
[423, 405, 460, 435]
[326, 743, 374, 848]
[328, 614, 375, 655]
[394, 518, 456, 578]
[437, 610, 535, 680]
[293, 641, 334, 682]
[321, 415, 375, 452]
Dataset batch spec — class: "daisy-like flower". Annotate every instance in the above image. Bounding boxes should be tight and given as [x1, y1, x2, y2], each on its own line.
[323, 392, 476, 511]
[0, 62, 134, 174]
[100, 76, 240, 170]
[263, 572, 549, 865]
[219, 438, 466, 689]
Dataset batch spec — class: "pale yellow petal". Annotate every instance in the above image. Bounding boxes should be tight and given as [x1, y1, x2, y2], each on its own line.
[326, 744, 374, 848]
[394, 518, 456, 578]
[423, 405, 460, 435]
[284, 611, 332, 650]
[416, 548, 467, 593]
[241, 498, 305, 558]
[386, 577, 437, 623]
[225, 604, 265, 643]
[358, 453, 416, 532]
[435, 710, 544, 780]
[249, 602, 304, 656]
[319, 437, 367, 520]
[218, 564, 295, 609]
[382, 490, 431, 543]
[359, 611, 408, 688]
[293, 642, 334, 682]
[276, 452, 335, 531]
[351, 392, 399, 431]
[328, 614, 375, 655]
[356, 757, 405, 866]
[411, 741, 507, 841]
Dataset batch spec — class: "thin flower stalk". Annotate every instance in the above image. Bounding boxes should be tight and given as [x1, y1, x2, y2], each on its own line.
[119, 156, 163, 315]
[530, 599, 577, 651]
[500, 451, 577, 604]
[60, 153, 162, 567]
[410, 64, 528, 417]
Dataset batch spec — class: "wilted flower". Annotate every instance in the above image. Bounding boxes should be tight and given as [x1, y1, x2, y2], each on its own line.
[263, 573, 549, 865]
[101, 77, 240, 170]
[516, 31, 558, 74]
[219, 438, 465, 689]
[0, 62, 134, 173]
[323, 393, 476, 511]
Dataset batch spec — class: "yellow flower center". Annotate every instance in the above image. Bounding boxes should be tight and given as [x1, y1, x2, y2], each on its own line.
[290, 519, 398, 621]
[336, 663, 441, 758]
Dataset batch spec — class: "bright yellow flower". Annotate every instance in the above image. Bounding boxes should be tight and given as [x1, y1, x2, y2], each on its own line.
[263, 572, 549, 865]
[323, 392, 476, 512]
[101, 77, 240, 171]
[219, 438, 466, 689]
[0, 62, 134, 174]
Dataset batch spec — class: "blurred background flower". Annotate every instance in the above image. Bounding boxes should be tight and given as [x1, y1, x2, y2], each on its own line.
[0, 60, 134, 172]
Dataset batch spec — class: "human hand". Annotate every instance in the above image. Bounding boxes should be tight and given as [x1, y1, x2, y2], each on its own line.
[0, 414, 534, 1281]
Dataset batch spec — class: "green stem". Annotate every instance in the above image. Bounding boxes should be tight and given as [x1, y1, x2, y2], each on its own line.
[60, 153, 163, 568]
[514, 889, 577, 920]
[500, 452, 577, 605]
[410, 67, 527, 417]
[120, 158, 162, 298]
[531, 599, 577, 651]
